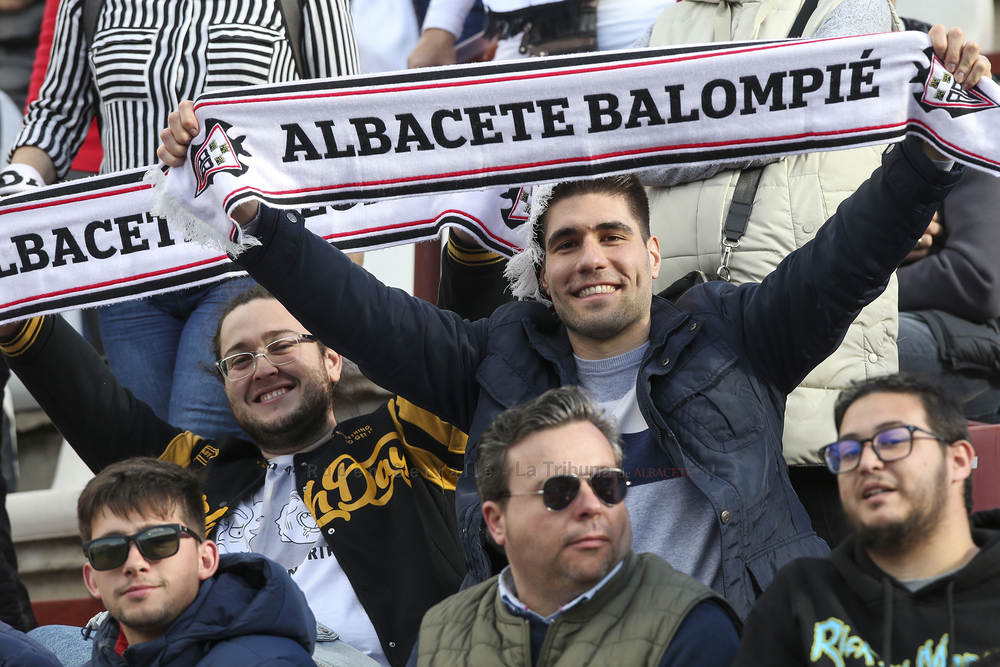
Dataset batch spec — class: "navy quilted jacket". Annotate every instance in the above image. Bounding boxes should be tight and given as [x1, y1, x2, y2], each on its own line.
[86, 553, 315, 667]
[237, 137, 962, 618]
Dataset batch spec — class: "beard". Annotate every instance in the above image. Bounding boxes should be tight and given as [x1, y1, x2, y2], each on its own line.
[551, 280, 652, 343]
[111, 578, 181, 639]
[233, 374, 336, 456]
[848, 460, 949, 557]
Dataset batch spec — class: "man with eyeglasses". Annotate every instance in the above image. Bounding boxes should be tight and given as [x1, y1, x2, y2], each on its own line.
[732, 374, 1000, 666]
[76, 457, 317, 666]
[409, 386, 740, 667]
[1, 285, 469, 667]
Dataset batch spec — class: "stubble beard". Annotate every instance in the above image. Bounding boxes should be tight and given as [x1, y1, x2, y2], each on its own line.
[849, 461, 949, 557]
[233, 375, 336, 456]
[553, 281, 651, 344]
[112, 579, 177, 639]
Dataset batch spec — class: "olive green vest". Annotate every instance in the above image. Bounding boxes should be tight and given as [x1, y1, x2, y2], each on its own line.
[416, 551, 733, 667]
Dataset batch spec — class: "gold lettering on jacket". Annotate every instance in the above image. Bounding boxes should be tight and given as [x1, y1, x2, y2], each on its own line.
[303, 433, 412, 526]
[194, 445, 220, 466]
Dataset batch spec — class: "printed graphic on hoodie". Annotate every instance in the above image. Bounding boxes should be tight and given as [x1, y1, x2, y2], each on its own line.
[811, 620, 982, 667]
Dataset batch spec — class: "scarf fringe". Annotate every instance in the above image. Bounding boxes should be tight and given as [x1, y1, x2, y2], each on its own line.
[145, 168, 260, 257]
[505, 183, 554, 304]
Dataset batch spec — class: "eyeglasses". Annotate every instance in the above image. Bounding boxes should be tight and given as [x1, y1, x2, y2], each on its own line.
[503, 469, 630, 511]
[216, 334, 318, 381]
[820, 425, 947, 474]
[82, 524, 203, 571]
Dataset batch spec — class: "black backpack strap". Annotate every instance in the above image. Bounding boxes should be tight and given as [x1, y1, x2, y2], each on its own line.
[278, 0, 306, 76]
[717, 166, 763, 280]
[787, 0, 819, 39]
[83, 0, 103, 50]
[714, 0, 818, 281]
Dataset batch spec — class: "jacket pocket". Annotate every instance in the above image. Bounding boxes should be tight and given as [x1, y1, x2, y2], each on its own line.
[659, 359, 765, 453]
[475, 351, 545, 410]
[89, 28, 157, 102]
[204, 24, 284, 91]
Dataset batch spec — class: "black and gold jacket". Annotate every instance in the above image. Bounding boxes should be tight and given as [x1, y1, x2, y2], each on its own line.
[1, 314, 467, 667]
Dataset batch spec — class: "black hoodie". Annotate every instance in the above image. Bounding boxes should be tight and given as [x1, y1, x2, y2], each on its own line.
[733, 510, 1000, 666]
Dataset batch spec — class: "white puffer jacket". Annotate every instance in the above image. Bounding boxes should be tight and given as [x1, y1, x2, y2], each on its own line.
[647, 0, 902, 465]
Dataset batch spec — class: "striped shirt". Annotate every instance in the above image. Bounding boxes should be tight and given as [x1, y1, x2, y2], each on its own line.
[12, 0, 359, 178]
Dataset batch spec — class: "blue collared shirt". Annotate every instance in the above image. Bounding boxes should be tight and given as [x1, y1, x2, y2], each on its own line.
[497, 560, 624, 624]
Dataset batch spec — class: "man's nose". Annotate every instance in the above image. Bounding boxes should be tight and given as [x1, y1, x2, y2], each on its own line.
[856, 441, 884, 473]
[572, 478, 606, 517]
[122, 542, 151, 574]
[251, 353, 279, 379]
[577, 237, 608, 271]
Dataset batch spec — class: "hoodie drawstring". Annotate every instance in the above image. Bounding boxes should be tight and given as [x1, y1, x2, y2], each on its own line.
[946, 580, 956, 656]
[881, 578, 894, 664]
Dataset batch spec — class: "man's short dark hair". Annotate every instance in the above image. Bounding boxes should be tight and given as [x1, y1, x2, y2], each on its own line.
[833, 374, 973, 512]
[535, 175, 651, 253]
[210, 283, 330, 381]
[476, 386, 624, 505]
[77, 458, 207, 541]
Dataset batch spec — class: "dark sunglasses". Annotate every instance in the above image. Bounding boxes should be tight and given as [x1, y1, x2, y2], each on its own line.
[504, 468, 629, 511]
[82, 524, 203, 571]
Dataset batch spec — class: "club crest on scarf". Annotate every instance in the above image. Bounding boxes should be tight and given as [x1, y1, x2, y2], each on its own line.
[913, 47, 999, 118]
[500, 187, 531, 231]
[191, 119, 250, 197]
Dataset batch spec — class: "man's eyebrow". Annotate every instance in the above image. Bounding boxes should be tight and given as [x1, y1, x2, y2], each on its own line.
[95, 521, 171, 538]
[840, 420, 907, 440]
[222, 329, 297, 357]
[545, 221, 635, 251]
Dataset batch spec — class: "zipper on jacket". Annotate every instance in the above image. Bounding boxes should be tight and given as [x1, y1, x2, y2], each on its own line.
[638, 323, 686, 470]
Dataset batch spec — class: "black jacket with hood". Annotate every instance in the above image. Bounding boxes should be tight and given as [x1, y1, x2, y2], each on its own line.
[733, 510, 1000, 666]
[85, 553, 316, 667]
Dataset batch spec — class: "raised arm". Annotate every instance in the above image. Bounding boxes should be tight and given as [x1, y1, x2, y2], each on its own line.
[724, 27, 986, 392]
[234, 206, 491, 433]
[733, 136, 960, 393]
[0, 316, 188, 472]
[159, 104, 493, 431]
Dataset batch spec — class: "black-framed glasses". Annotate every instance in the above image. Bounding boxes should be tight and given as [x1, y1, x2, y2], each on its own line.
[820, 425, 947, 474]
[504, 468, 630, 511]
[216, 334, 318, 381]
[82, 524, 203, 571]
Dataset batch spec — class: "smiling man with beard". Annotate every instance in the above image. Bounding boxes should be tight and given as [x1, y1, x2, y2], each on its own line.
[732, 375, 1000, 666]
[0, 285, 469, 667]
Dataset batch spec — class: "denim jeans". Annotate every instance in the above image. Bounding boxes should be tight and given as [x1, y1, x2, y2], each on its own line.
[97, 278, 255, 439]
[898, 311, 1000, 423]
[29, 622, 380, 666]
[27, 624, 91, 667]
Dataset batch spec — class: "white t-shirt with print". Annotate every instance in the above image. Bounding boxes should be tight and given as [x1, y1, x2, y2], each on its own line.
[213, 454, 388, 666]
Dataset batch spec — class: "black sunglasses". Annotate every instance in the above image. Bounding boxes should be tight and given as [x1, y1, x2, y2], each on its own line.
[82, 524, 203, 571]
[504, 469, 630, 511]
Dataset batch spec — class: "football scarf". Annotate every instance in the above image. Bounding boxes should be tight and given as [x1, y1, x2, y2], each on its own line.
[151, 29, 1000, 254]
[0, 30, 996, 324]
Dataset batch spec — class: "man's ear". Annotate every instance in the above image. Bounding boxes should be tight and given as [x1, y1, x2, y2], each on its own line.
[82, 563, 103, 601]
[198, 540, 220, 582]
[949, 440, 976, 484]
[482, 500, 508, 548]
[325, 348, 343, 384]
[647, 236, 661, 280]
[538, 261, 549, 297]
